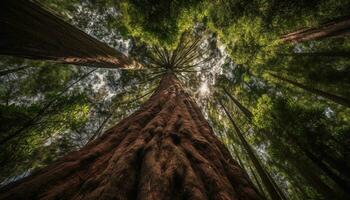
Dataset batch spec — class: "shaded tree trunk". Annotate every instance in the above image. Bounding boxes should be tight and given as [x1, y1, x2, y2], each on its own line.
[88, 114, 113, 142]
[260, 126, 349, 199]
[289, 156, 339, 199]
[0, 66, 31, 77]
[249, 166, 267, 200]
[223, 87, 253, 121]
[0, 73, 262, 200]
[281, 16, 350, 43]
[0, 0, 142, 69]
[300, 146, 350, 193]
[286, 147, 349, 199]
[219, 100, 286, 200]
[0, 69, 97, 146]
[274, 130, 350, 196]
[269, 73, 350, 108]
[278, 52, 350, 58]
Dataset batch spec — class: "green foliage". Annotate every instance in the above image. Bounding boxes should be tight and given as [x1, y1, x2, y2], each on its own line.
[1, 1, 350, 199]
[0, 93, 90, 182]
[116, 0, 207, 48]
[252, 95, 350, 199]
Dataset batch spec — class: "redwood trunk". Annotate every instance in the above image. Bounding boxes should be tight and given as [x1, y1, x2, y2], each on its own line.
[0, 66, 30, 77]
[0, 0, 142, 69]
[281, 16, 350, 43]
[223, 88, 253, 121]
[219, 100, 286, 200]
[270, 73, 350, 108]
[278, 52, 350, 58]
[0, 73, 262, 200]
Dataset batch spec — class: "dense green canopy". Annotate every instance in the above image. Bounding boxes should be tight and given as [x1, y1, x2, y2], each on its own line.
[1, 0, 349, 199]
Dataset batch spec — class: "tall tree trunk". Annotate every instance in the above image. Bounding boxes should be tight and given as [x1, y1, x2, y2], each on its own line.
[300, 147, 350, 193]
[0, 66, 31, 77]
[0, 0, 142, 69]
[269, 73, 350, 108]
[270, 161, 307, 200]
[281, 16, 350, 43]
[278, 131, 350, 195]
[248, 166, 268, 200]
[278, 52, 350, 58]
[226, 135, 267, 200]
[0, 73, 262, 200]
[88, 114, 113, 143]
[223, 87, 253, 121]
[263, 132, 347, 199]
[219, 100, 286, 200]
[288, 156, 340, 199]
[0, 69, 97, 146]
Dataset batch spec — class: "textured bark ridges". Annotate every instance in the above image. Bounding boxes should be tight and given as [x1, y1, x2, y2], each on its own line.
[0, 0, 142, 69]
[0, 73, 262, 200]
[281, 16, 350, 43]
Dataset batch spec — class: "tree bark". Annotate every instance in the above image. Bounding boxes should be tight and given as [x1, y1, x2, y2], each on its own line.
[281, 16, 350, 43]
[288, 156, 339, 199]
[278, 52, 350, 58]
[0, 66, 31, 77]
[0, 0, 142, 69]
[0, 73, 262, 200]
[0, 69, 97, 146]
[219, 100, 286, 200]
[278, 130, 350, 195]
[249, 166, 267, 200]
[88, 114, 113, 143]
[271, 158, 334, 199]
[301, 147, 350, 193]
[269, 73, 350, 108]
[223, 87, 253, 121]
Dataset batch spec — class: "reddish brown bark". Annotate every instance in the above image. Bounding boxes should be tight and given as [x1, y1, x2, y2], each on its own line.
[0, 0, 142, 69]
[281, 16, 350, 43]
[0, 73, 262, 200]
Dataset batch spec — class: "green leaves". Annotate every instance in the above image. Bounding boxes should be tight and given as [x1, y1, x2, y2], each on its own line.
[252, 94, 273, 130]
[117, 0, 207, 48]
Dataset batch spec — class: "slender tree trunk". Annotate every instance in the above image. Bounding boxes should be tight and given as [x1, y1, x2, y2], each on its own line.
[289, 157, 338, 199]
[0, 66, 31, 77]
[281, 16, 350, 43]
[248, 166, 268, 200]
[310, 142, 350, 180]
[0, 69, 97, 146]
[271, 161, 307, 200]
[223, 87, 253, 121]
[0, 0, 142, 69]
[269, 73, 350, 108]
[88, 114, 113, 143]
[229, 138, 267, 199]
[230, 142, 248, 176]
[0, 73, 262, 200]
[301, 147, 350, 193]
[274, 125, 350, 193]
[219, 100, 285, 200]
[263, 133, 347, 199]
[278, 52, 350, 58]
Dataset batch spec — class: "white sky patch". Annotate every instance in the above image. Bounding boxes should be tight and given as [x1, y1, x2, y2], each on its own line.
[196, 41, 227, 97]
[199, 81, 210, 97]
[324, 107, 334, 118]
[92, 73, 105, 92]
[74, 3, 131, 55]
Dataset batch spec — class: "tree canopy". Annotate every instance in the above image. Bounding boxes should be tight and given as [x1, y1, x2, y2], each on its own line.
[1, 0, 350, 199]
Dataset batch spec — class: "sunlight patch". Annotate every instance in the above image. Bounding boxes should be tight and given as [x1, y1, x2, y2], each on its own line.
[199, 81, 210, 97]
